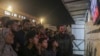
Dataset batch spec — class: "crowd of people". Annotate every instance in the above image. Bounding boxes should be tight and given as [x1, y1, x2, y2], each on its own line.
[0, 16, 75, 56]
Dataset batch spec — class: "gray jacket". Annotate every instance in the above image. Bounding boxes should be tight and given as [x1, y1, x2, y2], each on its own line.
[1, 45, 17, 56]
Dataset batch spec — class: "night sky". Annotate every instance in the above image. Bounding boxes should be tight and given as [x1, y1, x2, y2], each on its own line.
[12, 0, 74, 25]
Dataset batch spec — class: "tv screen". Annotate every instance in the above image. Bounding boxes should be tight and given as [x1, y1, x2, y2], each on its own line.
[90, 0, 99, 24]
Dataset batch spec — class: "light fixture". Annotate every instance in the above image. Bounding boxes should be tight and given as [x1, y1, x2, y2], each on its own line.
[40, 18, 44, 24]
[7, 5, 13, 12]
[32, 19, 35, 23]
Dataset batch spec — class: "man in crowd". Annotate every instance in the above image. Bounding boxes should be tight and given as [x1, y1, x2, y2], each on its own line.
[18, 31, 39, 56]
[55, 26, 73, 56]
[16, 19, 31, 47]
[0, 16, 10, 28]
[0, 16, 75, 56]
[5, 20, 20, 52]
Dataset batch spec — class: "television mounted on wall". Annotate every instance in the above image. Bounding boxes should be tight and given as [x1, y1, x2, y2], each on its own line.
[90, 0, 100, 25]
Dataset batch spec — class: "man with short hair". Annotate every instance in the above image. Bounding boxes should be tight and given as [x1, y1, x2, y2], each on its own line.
[5, 19, 20, 52]
[55, 26, 73, 56]
[5, 20, 19, 31]
[16, 19, 31, 47]
[0, 16, 10, 28]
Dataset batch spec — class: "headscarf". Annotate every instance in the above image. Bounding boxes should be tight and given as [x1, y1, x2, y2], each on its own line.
[0, 28, 17, 56]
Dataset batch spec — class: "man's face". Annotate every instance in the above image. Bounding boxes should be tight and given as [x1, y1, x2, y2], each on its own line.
[59, 26, 65, 33]
[53, 41, 59, 48]
[23, 22, 31, 30]
[41, 40, 48, 48]
[40, 28, 45, 33]
[32, 35, 39, 45]
[11, 22, 19, 31]
[5, 29, 14, 44]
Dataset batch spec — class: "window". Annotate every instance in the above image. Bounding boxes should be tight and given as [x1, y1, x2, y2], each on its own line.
[14, 13, 17, 17]
[23, 17, 26, 19]
[4, 11, 11, 15]
[21, 16, 26, 19]
[11, 13, 14, 16]
[19, 15, 21, 18]
[21, 16, 24, 19]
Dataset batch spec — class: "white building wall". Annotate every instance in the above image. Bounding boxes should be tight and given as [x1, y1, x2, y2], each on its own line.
[72, 21, 85, 56]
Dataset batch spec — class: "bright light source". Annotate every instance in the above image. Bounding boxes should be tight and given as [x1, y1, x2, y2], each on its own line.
[32, 20, 35, 23]
[7, 5, 13, 12]
[40, 18, 44, 24]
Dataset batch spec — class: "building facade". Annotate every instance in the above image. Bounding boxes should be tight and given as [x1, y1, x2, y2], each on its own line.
[0, 1, 37, 21]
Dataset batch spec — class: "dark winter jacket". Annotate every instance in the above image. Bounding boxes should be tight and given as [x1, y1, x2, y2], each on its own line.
[55, 33, 73, 56]
[18, 46, 38, 56]
[47, 50, 57, 56]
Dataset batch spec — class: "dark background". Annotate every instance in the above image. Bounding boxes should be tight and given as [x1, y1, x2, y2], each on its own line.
[3, 0, 75, 25]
